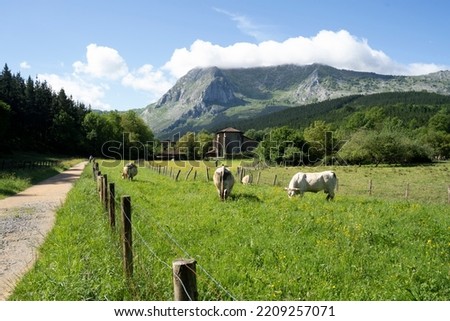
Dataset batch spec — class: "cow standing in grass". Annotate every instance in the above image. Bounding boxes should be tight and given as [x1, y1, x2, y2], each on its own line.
[285, 171, 337, 200]
[122, 162, 138, 180]
[241, 174, 253, 185]
[213, 166, 235, 201]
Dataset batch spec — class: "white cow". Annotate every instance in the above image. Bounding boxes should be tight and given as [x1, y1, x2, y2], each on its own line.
[241, 174, 253, 185]
[122, 162, 138, 180]
[285, 171, 337, 200]
[213, 166, 235, 201]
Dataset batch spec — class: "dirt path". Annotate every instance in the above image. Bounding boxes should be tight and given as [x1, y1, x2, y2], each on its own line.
[0, 161, 87, 300]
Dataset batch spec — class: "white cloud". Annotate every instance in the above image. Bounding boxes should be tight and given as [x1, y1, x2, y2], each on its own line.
[36, 31, 449, 111]
[163, 30, 448, 78]
[122, 64, 174, 99]
[20, 61, 31, 69]
[37, 45, 174, 110]
[73, 44, 128, 80]
[404, 63, 448, 76]
[38, 73, 111, 110]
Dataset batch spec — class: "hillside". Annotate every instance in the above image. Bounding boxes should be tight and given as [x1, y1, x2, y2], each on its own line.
[232, 91, 450, 132]
[139, 64, 450, 138]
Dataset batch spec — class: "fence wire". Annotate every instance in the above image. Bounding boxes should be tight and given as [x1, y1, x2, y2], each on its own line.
[99, 175, 238, 301]
[91, 160, 450, 301]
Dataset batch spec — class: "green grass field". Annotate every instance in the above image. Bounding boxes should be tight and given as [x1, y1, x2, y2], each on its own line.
[8, 160, 450, 301]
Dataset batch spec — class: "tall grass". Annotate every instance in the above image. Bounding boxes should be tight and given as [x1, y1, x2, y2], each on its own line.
[0, 156, 85, 199]
[9, 169, 130, 300]
[9, 161, 450, 300]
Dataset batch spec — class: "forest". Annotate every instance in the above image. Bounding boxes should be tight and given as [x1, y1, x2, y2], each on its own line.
[0, 64, 153, 158]
[236, 91, 450, 165]
[1, 63, 450, 165]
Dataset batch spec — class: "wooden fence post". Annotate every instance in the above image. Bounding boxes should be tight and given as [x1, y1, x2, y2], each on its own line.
[103, 174, 108, 210]
[368, 179, 373, 196]
[93, 162, 99, 181]
[109, 183, 115, 229]
[100, 175, 105, 205]
[273, 174, 278, 186]
[240, 167, 245, 183]
[175, 169, 181, 181]
[121, 196, 133, 277]
[448, 185, 450, 204]
[206, 167, 210, 182]
[185, 167, 193, 180]
[257, 172, 261, 185]
[97, 174, 103, 200]
[405, 183, 410, 200]
[172, 259, 198, 301]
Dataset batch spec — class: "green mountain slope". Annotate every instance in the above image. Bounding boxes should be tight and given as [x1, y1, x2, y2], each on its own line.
[231, 91, 450, 132]
[139, 64, 450, 138]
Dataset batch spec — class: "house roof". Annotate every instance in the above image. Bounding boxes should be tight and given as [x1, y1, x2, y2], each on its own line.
[216, 127, 242, 133]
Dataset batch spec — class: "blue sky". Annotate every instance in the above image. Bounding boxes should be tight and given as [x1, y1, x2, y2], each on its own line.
[2, 0, 450, 111]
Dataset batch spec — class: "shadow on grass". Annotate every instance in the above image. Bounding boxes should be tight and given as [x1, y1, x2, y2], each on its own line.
[230, 192, 263, 202]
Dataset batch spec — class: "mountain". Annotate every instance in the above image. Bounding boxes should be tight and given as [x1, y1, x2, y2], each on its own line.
[139, 64, 450, 138]
[232, 91, 450, 132]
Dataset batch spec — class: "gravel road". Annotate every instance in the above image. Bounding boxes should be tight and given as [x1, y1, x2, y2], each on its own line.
[0, 162, 87, 300]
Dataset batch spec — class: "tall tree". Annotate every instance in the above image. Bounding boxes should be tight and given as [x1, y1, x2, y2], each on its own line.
[0, 100, 11, 152]
[83, 112, 114, 155]
[255, 126, 304, 165]
[303, 120, 333, 163]
[120, 110, 154, 159]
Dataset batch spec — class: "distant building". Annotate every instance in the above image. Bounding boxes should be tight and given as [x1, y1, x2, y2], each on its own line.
[211, 127, 258, 158]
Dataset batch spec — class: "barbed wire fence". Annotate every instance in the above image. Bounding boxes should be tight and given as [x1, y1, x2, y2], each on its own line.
[92, 161, 239, 301]
[0, 159, 60, 170]
[90, 159, 450, 300]
[147, 161, 450, 204]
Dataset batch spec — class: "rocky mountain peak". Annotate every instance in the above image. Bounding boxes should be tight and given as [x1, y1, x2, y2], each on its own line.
[140, 64, 450, 138]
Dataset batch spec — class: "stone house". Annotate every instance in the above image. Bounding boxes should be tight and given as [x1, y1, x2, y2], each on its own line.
[211, 127, 258, 158]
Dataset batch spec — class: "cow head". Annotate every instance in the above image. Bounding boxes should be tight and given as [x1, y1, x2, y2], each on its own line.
[284, 187, 300, 198]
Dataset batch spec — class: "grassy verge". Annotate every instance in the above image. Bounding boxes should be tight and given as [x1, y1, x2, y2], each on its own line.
[0, 154, 85, 199]
[9, 160, 450, 301]
[8, 168, 130, 300]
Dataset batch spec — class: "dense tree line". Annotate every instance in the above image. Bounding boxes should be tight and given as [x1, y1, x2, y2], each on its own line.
[244, 103, 450, 165]
[175, 130, 213, 159]
[82, 110, 154, 160]
[0, 64, 153, 158]
[0, 64, 88, 154]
